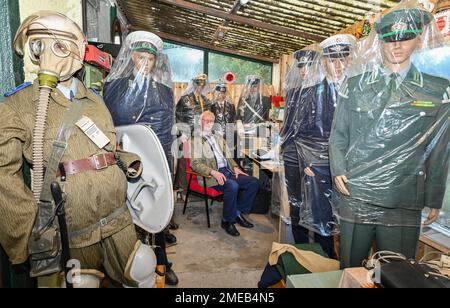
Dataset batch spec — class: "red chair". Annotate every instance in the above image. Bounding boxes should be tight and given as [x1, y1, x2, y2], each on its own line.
[182, 141, 223, 228]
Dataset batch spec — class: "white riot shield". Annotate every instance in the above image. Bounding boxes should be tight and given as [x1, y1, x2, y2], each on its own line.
[116, 124, 174, 233]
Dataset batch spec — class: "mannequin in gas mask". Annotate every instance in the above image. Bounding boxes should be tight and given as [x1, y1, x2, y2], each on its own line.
[330, 6, 450, 268]
[103, 31, 178, 286]
[291, 34, 356, 258]
[0, 11, 158, 287]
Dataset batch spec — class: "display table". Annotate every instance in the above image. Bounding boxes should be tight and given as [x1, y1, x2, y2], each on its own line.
[286, 267, 371, 288]
[286, 270, 343, 288]
[338, 267, 371, 288]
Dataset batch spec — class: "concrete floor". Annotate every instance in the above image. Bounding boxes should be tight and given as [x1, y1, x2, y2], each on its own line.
[168, 197, 279, 288]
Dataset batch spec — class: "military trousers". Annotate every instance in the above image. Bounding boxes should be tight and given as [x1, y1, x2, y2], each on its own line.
[70, 223, 138, 286]
[283, 143, 335, 258]
[339, 220, 421, 269]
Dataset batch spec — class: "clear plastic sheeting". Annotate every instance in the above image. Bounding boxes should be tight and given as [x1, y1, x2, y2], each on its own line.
[210, 83, 236, 138]
[103, 30, 175, 169]
[279, 48, 323, 236]
[280, 46, 322, 149]
[329, 0, 450, 227]
[279, 33, 357, 239]
[237, 75, 271, 125]
[175, 73, 212, 135]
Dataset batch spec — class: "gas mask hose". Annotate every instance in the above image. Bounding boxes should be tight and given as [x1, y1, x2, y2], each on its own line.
[32, 73, 58, 200]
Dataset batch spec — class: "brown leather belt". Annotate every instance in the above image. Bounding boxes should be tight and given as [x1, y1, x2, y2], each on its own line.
[56, 153, 117, 177]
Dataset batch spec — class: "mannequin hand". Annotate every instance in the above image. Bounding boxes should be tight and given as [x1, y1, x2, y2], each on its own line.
[304, 167, 315, 177]
[211, 170, 227, 186]
[335, 175, 350, 196]
[423, 209, 440, 225]
[234, 167, 248, 178]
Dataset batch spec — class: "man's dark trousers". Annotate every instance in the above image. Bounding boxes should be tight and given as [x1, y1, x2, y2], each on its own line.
[213, 167, 259, 223]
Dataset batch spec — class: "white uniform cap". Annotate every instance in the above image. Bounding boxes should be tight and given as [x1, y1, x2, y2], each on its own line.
[126, 31, 164, 54]
[320, 34, 357, 57]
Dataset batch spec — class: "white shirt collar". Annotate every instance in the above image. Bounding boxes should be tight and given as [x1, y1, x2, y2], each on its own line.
[57, 78, 78, 100]
[326, 75, 346, 88]
[383, 63, 411, 83]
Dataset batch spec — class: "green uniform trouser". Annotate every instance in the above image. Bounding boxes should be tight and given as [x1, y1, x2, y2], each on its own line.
[70, 223, 138, 287]
[339, 220, 421, 269]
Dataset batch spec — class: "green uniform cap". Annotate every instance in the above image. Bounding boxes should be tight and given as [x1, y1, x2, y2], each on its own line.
[375, 8, 432, 42]
[131, 41, 158, 55]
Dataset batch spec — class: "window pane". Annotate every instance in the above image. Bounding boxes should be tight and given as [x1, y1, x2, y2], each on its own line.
[164, 43, 204, 82]
[208, 52, 272, 84]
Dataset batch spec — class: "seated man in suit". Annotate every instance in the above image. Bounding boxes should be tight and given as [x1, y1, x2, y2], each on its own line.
[190, 111, 260, 236]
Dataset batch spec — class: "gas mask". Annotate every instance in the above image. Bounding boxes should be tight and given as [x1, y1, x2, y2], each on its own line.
[12, 11, 86, 199]
[13, 10, 86, 88]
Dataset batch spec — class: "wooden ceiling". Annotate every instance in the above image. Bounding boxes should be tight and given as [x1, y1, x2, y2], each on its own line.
[116, 0, 401, 62]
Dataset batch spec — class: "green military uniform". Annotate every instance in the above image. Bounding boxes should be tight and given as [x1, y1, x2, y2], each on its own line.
[0, 78, 141, 285]
[329, 7, 450, 268]
[330, 65, 450, 267]
[190, 133, 239, 187]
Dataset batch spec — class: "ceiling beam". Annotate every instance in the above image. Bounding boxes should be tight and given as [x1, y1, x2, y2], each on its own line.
[156, 0, 326, 42]
[210, 0, 241, 44]
[128, 24, 279, 63]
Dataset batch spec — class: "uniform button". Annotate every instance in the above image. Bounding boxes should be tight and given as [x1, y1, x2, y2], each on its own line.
[380, 144, 385, 148]
[386, 111, 392, 116]
[150, 116, 154, 120]
[312, 110, 315, 114]
[420, 111, 426, 117]
[378, 159, 383, 164]
[132, 116, 136, 120]
[383, 127, 389, 133]
[419, 171, 424, 176]
[357, 108, 361, 112]
[334, 103, 337, 107]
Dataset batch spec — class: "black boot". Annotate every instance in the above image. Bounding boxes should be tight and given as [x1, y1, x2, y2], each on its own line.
[165, 263, 179, 286]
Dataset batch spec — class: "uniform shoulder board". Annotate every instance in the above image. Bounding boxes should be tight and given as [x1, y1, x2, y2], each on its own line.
[3, 82, 32, 97]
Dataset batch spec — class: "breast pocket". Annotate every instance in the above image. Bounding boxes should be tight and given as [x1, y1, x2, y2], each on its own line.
[397, 106, 439, 139]
[349, 106, 373, 135]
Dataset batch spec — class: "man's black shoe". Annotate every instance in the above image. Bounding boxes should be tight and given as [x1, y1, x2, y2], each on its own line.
[165, 264, 179, 286]
[221, 220, 240, 236]
[236, 214, 254, 228]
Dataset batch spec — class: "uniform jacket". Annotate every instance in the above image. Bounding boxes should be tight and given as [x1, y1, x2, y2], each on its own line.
[296, 79, 340, 167]
[330, 65, 450, 210]
[0, 79, 140, 264]
[189, 133, 239, 188]
[175, 93, 211, 133]
[210, 100, 236, 134]
[237, 94, 271, 124]
[103, 76, 174, 163]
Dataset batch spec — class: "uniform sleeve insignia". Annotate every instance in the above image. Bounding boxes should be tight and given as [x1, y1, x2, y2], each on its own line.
[338, 83, 349, 99]
[3, 82, 32, 97]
